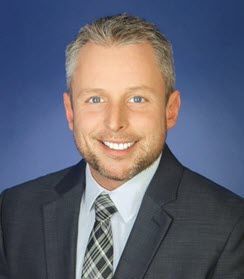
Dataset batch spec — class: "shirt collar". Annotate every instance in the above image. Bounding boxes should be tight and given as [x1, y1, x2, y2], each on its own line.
[84, 153, 162, 223]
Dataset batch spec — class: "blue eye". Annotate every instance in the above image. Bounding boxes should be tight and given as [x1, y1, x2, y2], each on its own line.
[88, 96, 104, 103]
[129, 96, 145, 103]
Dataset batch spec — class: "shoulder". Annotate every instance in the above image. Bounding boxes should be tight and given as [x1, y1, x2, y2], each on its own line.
[0, 162, 83, 208]
[177, 167, 244, 225]
[0, 161, 86, 228]
[181, 167, 243, 205]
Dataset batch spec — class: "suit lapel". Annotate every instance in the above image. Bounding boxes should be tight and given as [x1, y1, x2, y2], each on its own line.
[114, 144, 184, 279]
[114, 196, 173, 279]
[42, 161, 86, 279]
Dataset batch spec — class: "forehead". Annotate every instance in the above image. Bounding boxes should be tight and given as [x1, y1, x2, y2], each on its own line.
[71, 42, 165, 94]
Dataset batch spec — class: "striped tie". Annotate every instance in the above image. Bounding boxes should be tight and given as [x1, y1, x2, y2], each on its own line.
[81, 193, 117, 279]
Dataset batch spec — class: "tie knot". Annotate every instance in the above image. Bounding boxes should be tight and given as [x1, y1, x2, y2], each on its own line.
[95, 193, 117, 222]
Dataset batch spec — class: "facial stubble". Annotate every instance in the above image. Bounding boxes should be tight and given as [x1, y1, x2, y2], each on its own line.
[73, 128, 167, 183]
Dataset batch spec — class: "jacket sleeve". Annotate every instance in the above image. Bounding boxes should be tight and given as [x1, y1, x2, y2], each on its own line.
[0, 190, 9, 278]
[211, 214, 244, 279]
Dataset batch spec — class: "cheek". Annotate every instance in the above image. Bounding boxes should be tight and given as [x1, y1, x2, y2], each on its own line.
[131, 110, 165, 133]
[73, 111, 101, 135]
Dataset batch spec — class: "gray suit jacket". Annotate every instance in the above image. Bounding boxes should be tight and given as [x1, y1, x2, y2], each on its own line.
[0, 145, 243, 278]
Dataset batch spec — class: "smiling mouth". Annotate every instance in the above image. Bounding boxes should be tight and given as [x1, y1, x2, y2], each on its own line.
[101, 141, 136, 151]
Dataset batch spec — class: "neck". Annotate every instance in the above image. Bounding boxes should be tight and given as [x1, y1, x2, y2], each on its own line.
[89, 167, 127, 191]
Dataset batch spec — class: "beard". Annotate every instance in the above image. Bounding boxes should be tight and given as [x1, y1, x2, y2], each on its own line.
[73, 129, 167, 183]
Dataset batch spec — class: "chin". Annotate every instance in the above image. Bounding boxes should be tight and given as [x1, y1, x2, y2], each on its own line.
[97, 165, 135, 182]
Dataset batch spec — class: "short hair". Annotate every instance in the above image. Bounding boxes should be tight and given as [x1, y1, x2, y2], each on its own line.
[65, 14, 175, 98]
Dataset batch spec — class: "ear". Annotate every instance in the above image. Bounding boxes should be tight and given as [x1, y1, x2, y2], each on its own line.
[63, 92, 74, 131]
[165, 90, 181, 130]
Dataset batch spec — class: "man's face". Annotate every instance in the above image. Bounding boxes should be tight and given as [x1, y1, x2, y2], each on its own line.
[64, 42, 180, 189]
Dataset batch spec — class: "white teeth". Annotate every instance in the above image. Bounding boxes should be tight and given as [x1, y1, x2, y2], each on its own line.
[103, 141, 134, 150]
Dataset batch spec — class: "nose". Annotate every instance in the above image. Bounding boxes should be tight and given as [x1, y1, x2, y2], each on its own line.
[104, 103, 128, 132]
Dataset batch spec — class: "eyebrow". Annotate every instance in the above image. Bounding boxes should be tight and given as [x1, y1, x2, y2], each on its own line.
[125, 85, 155, 93]
[78, 85, 155, 95]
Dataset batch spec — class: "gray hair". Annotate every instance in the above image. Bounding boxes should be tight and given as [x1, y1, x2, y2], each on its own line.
[65, 14, 175, 98]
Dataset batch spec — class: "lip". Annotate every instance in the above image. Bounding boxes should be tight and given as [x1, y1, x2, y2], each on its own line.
[99, 140, 137, 157]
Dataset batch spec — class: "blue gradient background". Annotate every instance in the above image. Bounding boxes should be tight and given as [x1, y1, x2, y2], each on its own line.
[1, 0, 243, 196]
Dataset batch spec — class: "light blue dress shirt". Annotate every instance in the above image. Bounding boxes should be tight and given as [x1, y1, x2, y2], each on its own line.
[76, 153, 162, 279]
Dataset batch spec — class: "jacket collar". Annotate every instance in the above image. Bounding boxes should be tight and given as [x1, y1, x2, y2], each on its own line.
[54, 159, 86, 195]
[146, 144, 183, 206]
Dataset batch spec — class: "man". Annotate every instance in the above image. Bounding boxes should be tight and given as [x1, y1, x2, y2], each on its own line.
[0, 14, 243, 279]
